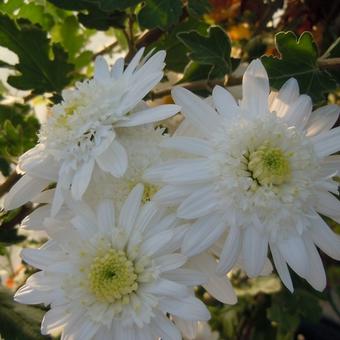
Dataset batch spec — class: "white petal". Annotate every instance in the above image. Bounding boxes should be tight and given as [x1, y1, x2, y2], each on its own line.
[163, 268, 207, 286]
[20, 155, 59, 181]
[161, 159, 218, 185]
[270, 78, 299, 118]
[116, 104, 180, 127]
[216, 226, 242, 275]
[270, 243, 294, 292]
[177, 186, 218, 219]
[141, 230, 174, 256]
[309, 214, 340, 260]
[312, 126, 340, 157]
[161, 136, 213, 157]
[242, 227, 268, 277]
[171, 86, 221, 136]
[133, 50, 165, 82]
[14, 285, 52, 304]
[119, 72, 163, 113]
[152, 315, 181, 340]
[181, 214, 226, 257]
[134, 201, 159, 234]
[41, 307, 69, 335]
[189, 253, 237, 304]
[154, 254, 187, 272]
[96, 140, 128, 177]
[159, 296, 210, 321]
[4, 175, 50, 210]
[320, 156, 340, 177]
[96, 200, 115, 235]
[21, 205, 51, 230]
[303, 234, 326, 291]
[172, 317, 198, 340]
[144, 279, 189, 298]
[212, 85, 239, 119]
[278, 236, 309, 279]
[241, 59, 269, 117]
[152, 184, 195, 205]
[110, 57, 124, 79]
[123, 47, 145, 77]
[71, 159, 95, 200]
[306, 104, 340, 137]
[119, 183, 143, 234]
[283, 94, 312, 129]
[51, 181, 65, 217]
[94, 56, 110, 84]
[315, 191, 340, 224]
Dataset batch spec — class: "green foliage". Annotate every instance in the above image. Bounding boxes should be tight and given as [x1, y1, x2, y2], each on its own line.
[0, 103, 39, 175]
[178, 26, 233, 78]
[47, 0, 127, 30]
[267, 289, 322, 339]
[0, 288, 47, 340]
[321, 37, 340, 84]
[150, 18, 209, 73]
[261, 31, 337, 103]
[0, 2, 339, 339]
[187, 0, 211, 18]
[0, 14, 73, 94]
[138, 0, 182, 30]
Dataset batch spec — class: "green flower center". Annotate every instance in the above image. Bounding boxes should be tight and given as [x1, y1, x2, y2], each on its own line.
[247, 143, 291, 186]
[128, 182, 159, 203]
[88, 249, 138, 303]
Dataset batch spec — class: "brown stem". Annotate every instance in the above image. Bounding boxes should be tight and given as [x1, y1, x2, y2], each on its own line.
[1, 204, 32, 230]
[93, 41, 119, 60]
[150, 76, 242, 100]
[125, 27, 164, 62]
[318, 57, 340, 69]
[0, 171, 21, 198]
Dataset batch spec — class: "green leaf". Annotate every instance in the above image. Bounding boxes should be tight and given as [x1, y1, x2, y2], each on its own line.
[46, 0, 91, 11]
[178, 25, 233, 78]
[94, 0, 141, 11]
[0, 288, 46, 340]
[187, 0, 211, 17]
[261, 31, 337, 103]
[0, 103, 39, 173]
[0, 14, 74, 94]
[267, 288, 322, 339]
[51, 15, 87, 60]
[0, 60, 14, 69]
[78, 8, 126, 30]
[149, 18, 209, 73]
[180, 62, 213, 83]
[138, 0, 182, 30]
[321, 37, 340, 83]
[0, 0, 22, 15]
[17, 3, 54, 30]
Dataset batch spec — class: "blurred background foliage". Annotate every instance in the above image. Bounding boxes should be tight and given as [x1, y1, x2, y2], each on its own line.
[0, 0, 339, 339]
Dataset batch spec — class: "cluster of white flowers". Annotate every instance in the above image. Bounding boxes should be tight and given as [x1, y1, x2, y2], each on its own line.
[4, 49, 340, 340]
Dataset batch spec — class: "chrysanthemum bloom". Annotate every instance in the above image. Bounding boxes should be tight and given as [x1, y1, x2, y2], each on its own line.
[15, 184, 210, 339]
[145, 60, 340, 292]
[19, 125, 165, 230]
[5, 49, 179, 215]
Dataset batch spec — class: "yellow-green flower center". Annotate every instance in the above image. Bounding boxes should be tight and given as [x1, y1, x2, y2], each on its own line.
[88, 249, 138, 303]
[247, 143, 291, 186]
[128, 181, 159, 203]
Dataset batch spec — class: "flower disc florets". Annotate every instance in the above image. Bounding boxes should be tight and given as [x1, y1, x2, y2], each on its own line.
[88, 249, 138, 303]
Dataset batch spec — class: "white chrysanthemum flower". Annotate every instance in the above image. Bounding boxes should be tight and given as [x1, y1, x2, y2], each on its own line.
[84, 124, 166, 211]
[145, 59, 340, 292]
[20, 125, 165, 229]
[17, 124, 237, 309]
[5, 49, 179, 215]
[15, 184, 210, 340]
